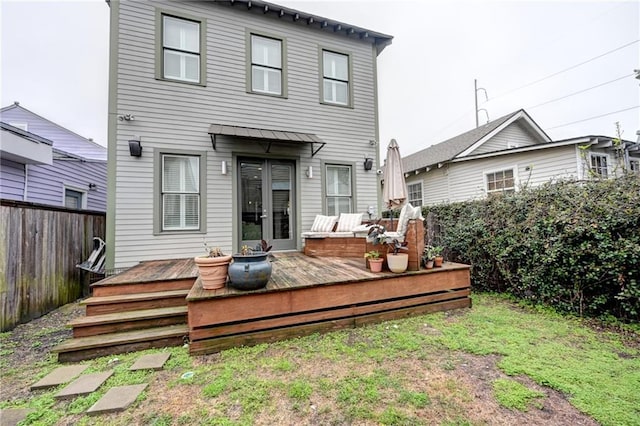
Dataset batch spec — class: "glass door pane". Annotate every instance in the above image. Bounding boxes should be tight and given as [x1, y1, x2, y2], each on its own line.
[271, 163, 292, 241]
[240, 160, 263, 244]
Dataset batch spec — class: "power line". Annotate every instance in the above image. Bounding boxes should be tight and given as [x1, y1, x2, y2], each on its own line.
[490, 39, 640, 101]
[528, 73, 635, 110]
[545, 106, 640, 130]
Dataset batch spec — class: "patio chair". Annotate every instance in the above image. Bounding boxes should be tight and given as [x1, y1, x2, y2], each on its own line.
[76, 237, 106, 274]
[368, 203, 422, 244]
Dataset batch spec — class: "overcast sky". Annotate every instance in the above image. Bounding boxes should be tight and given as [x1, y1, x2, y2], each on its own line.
[1, 0, 638, 157]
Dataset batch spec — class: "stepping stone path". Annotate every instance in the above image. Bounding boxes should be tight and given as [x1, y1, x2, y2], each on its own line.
[129, 353, 171, 371]
[20, 352, 172, 416]
[0, 408, 33, 426]
[30, 364, 89, 390]
[86, 384, 148, 415]
[55, 370, 114, 400]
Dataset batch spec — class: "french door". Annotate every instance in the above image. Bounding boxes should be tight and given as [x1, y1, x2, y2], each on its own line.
[238, 158, 296, 251]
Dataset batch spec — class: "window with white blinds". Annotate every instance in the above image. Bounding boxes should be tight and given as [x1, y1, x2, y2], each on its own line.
[162, 154, 200, 230]
[325, 164, 352, 215]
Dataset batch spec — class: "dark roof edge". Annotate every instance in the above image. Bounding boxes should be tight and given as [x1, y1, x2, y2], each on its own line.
[219, 0, 393, 53]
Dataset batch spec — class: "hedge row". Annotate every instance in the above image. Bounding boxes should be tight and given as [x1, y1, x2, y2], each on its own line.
[422, 174, 640, 322]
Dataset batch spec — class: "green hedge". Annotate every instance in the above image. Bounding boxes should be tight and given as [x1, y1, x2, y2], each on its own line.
[422, 174, 640, 322]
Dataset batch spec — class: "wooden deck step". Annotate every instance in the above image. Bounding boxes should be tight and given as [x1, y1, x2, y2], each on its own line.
[81, 289, 189, 315]
[68, 306, 188, 338]
[52, 324, 189, 363]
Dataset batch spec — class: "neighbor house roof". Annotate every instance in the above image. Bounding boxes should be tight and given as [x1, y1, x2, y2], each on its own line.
[402, 109, 551, 173]
[0, 102, 107, 162]
[212, 0, 393, 54]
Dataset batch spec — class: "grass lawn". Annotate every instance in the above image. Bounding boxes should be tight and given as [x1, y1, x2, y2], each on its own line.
[1, 293, 638, 425]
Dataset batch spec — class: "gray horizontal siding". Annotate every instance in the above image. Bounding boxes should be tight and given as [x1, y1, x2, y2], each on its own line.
[113, 1, 382, 267]
[0, 159, 26, 200]
[473, 122, 541, 155]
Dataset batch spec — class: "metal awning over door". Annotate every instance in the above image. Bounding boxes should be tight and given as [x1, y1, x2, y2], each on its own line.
[208, 124, 326, 157]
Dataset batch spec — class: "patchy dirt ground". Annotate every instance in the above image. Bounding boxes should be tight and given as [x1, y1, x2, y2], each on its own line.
[1, 301, 603, 425]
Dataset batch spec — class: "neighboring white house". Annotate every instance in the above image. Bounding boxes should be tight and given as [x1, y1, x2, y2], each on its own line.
[0, 102, 107, 211]
[107, 0, 393, 268]
[402, 109, 640, 206]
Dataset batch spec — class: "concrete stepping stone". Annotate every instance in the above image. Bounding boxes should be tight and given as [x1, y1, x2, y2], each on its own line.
[86, 384, 147, 415]
[129, 353, 171, 371]
[30, 364, 89, 390]
[0, 408, 33, 426]
[54, 370, 114, 400]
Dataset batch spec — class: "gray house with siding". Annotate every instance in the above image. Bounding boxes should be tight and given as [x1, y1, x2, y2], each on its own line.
[402, 109, 640, 206]
[0, 103, 107, 211]
[107, 0, 392, 268]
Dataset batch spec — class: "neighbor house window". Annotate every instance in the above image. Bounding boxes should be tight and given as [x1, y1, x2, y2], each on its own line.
[322, 50, 350, 106]
[162, 154, 200, 230]
[408, 182, 423, 206]
[251, 34, 282, 95]
[161, 14, 201, 83]
[486, 169, 515, 193]
[9, 122, 28, 131]
[325, 164, 352, 215]
[589, 153, 608, 178]
[630, 159, 640, 174]
[64, 188, 85, 209]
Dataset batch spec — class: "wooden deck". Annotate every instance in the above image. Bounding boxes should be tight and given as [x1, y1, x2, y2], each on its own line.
[187, 252, 471, 355]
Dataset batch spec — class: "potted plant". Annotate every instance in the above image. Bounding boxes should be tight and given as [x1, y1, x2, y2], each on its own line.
[423, 245, 436, 269]
[364, 250, 384, 272]
[194, 243, 232, 290]
[432, 245, 444, 267]
[386, 239, 409, 273]
[228, 240, 273, 290]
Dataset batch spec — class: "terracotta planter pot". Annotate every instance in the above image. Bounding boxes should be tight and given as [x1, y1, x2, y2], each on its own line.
[369, 258, 384, 272]
[194, 255, 232, 290]
[424, 259, 434, 269]
[386, 253, 408, 273]
[434, 256, 444, 267]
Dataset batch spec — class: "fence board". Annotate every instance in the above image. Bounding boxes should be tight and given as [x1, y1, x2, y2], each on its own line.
[0, 200, 105, 331]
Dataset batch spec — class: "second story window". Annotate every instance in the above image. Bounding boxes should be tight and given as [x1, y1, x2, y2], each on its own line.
[162, 15, 200, 83]
[251, 35, 282, 95]
[322, 50, 349, 106]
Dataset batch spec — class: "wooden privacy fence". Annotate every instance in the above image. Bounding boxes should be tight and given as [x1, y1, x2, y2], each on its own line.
[0, 200, 105, 331]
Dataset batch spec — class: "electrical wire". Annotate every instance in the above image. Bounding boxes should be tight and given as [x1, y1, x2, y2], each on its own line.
[528, 73, 635, 110]
[545, 106, 640, 130]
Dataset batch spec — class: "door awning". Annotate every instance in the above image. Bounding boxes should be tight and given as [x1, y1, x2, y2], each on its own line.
[208, 124, 326, 157]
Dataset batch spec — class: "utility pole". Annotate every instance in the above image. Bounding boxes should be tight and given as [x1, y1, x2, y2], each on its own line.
[474, 79, 488, 127]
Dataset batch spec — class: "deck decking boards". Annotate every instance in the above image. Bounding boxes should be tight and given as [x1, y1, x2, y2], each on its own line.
[95, 258, 198, 286]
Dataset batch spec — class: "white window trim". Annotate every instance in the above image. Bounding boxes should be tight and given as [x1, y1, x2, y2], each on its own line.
[63, 185, 88, 209]
[407, 181, 423, 206]
[483, 165, 519, 194]
[588, 152, 610, 178]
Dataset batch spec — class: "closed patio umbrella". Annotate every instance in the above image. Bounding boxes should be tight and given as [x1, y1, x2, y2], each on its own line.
[382, 138, 407, 229]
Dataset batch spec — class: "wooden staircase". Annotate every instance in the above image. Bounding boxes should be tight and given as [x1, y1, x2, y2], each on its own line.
[52, 259, 197, 362]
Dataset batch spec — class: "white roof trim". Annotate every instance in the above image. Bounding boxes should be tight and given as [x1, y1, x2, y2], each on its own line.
[455, 111, 551, 158]
[451, 137, 595, 163]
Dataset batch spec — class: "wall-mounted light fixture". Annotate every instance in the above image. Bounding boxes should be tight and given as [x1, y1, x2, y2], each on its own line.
[118, 114, 135, 121]
[221, 160, 228, 175]
[305, 166, 313, 178]
[128, 136, 142, 157]
[88, 183, 97, 190]
[363, 157, 374, 171]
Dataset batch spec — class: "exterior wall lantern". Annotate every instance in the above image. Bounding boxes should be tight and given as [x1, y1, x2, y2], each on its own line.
[364, 157, 374, 171]
[128, 136, 142, 157]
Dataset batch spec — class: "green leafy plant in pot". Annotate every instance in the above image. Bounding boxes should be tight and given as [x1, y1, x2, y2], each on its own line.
[364, 250, 384, 272]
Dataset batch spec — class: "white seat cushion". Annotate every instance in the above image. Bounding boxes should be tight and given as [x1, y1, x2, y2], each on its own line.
[310, 215, 338, 232]
[335, 213, 363, 232]
[396, 203, 412, 237]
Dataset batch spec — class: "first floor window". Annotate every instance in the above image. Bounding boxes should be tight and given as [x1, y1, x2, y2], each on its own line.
[630, 159, 640, 174]
[486, 169, 515, 193]
[589, 153, 608, 178]
[251, 34, 282, 95]
[326, 164, 352, 215]
[322, 50, 349, 105]
[65, 188, 84, 209]
[162, 15, 201, 83]
[408, 182, 423, 206]
[162, 154, 200, 230]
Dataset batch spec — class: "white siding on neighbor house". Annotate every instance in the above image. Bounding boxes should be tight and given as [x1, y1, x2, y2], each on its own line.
[0, 158, 26, 200]
[472, 121, 541, 155]
[113, 1, 382, 267]
[25, 159, 107, 210]
[422, 145, 580, 204]
[408, 167, 449, 206]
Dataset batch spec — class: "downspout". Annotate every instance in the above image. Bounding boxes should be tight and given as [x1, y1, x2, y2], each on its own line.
[23, 164, 29, 201]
